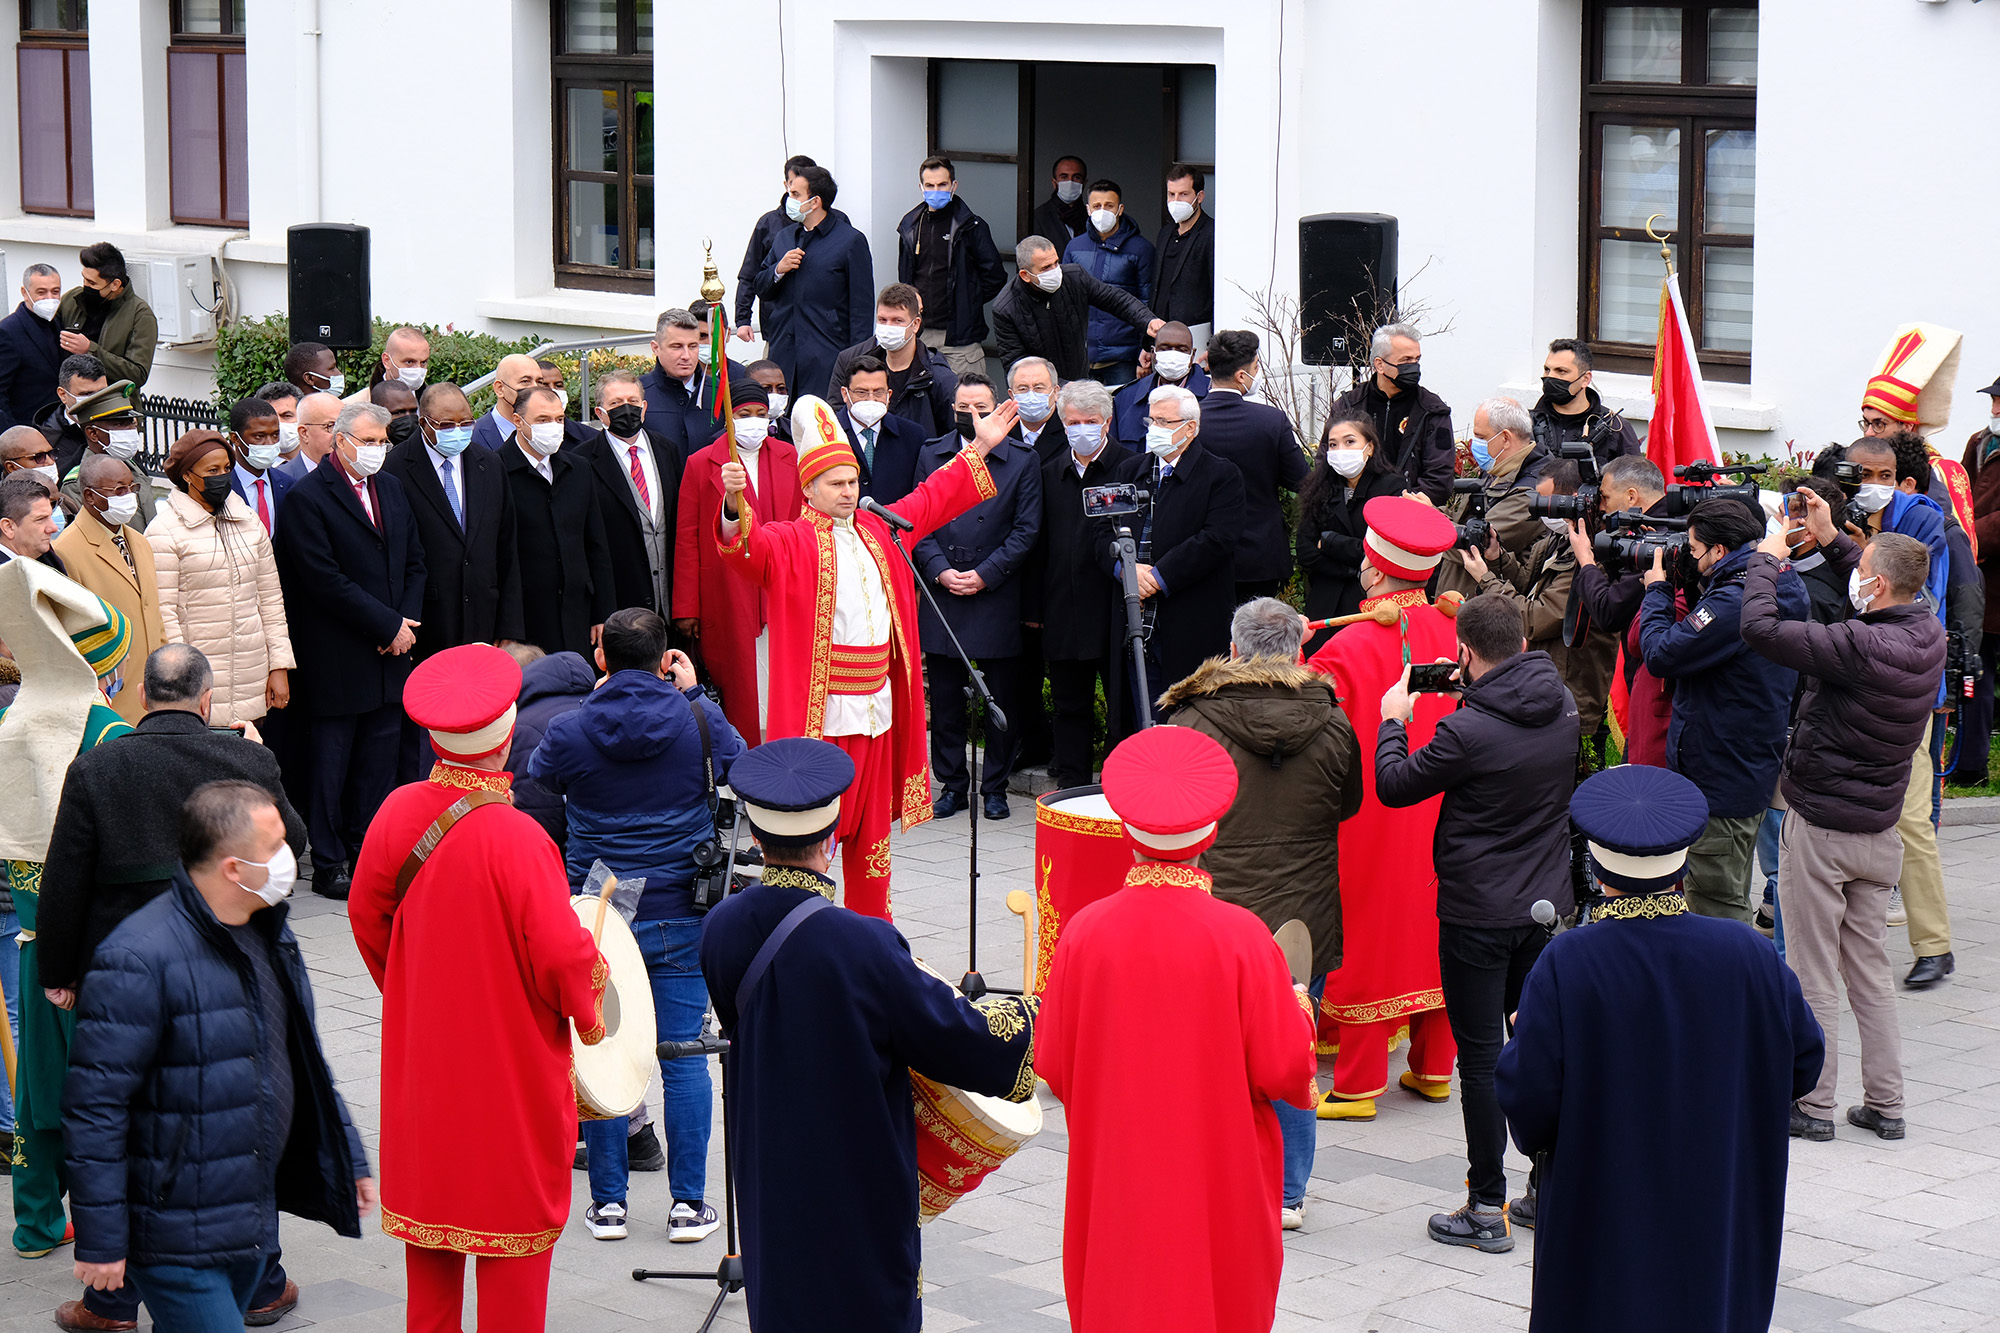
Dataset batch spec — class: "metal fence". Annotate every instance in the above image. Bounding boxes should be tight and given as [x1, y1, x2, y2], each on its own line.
[138, 394, 223, 471]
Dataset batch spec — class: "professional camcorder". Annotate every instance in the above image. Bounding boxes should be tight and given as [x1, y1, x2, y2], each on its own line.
[1593, 509, 1691, 579]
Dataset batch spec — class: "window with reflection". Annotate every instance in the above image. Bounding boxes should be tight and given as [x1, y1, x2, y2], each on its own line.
[554, 0, 654, 292]
[1582, 3, 1756, 379]
[18, 0, 91, 217]
[167, 0, 247, 227]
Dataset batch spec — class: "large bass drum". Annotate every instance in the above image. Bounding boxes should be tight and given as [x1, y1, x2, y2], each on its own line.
[569, 896, 658, 1119]
[1030, 785, 1129, 994]
[908, 959, 1042, 1223]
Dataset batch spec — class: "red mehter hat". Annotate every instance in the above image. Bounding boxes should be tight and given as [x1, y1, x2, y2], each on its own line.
[1361, 495, 1457, 581]
[791, 394, 860, 485]
[404, 643, 523, 761]
[1100, 725, 1239, 861]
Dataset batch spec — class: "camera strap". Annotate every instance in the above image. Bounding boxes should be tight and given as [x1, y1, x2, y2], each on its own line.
[690, 694, 719, 822]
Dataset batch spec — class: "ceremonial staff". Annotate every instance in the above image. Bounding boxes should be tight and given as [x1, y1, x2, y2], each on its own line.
[700, 241, 741, 470]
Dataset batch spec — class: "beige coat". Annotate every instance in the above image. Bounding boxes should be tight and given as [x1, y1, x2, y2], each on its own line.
[51, 507, 170, 724]
[145, 488, 295, 725]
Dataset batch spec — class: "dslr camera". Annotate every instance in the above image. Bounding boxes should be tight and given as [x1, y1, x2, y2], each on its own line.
[1593, 509, 1691, 579]
[1082, 483, 1147, 517]
[1450, 478, 1492, 551]
[691, 834, 730, 914]
[1660, 461, 1766, 520]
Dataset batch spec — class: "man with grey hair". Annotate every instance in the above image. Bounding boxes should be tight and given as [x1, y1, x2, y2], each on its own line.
[0, 262, 64, 431]
[273, 394, 426, 900]
[1435, 397, 1547, 601]
[1007, 355, 1064, 461]
[642, 306, 725, 451]
[992, 234, 1162, 383]
[1161, 594, 1362, 1228]
[1327, 320, 1457, 502]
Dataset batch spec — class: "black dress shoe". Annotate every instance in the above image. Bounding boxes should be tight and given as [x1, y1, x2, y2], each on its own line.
[627, 1122, 666, 1172]
[313, 873, 351, 902]
[933, 790, 968, 818]
[983, 793, 1011, 820]
[1847, 1105, 1906, 1140]
[1905, 952, 1955, 988]
[1790, 1103, 1834, 1142]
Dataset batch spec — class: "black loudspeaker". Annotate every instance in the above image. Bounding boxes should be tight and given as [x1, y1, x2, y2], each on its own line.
[288, 224, 372, 349]
[1299, 213, 1397, 367]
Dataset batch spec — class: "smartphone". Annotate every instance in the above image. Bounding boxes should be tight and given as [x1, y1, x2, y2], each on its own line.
[1408, 661, 1460, 694]
[1785, 491, 1806, 519]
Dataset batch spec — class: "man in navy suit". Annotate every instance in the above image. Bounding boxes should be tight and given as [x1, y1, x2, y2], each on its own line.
[271, 401, 426, 900]
[468, 353, 542, 453]
[226, 395, 295, 537]
[640, 308, 723, 455]
[1111, 321, 1211, 446]
[752, 166, 874, 412]
[0, 263, 64, 432]
[836, 356, 924, 506]
[1196, 330, 1308, 604]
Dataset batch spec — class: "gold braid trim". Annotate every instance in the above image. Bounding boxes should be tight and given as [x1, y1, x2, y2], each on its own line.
[1125, 863, 1211, 893]
[427, 763, 515, 794]
[761, 866, 837, 900]
[1590, 891, 1690, 924]
[576, 954, 610, 1046]
[1359, 588, 1430, 614]
[959, 447, 999, 501]
[1317, 989, 1445, 1026]
[900, 770, 934, 832]
[805, 517, 836, 738]
[970, 994, 1041, 1103]
[381, 1208, 563, 1257]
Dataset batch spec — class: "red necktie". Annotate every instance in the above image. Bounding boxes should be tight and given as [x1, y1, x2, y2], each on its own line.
[628, 444, 651, 513]
[254, 478, 271, 531]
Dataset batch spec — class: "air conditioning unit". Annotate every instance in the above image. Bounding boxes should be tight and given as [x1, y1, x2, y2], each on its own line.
[126, 254, 217, 346]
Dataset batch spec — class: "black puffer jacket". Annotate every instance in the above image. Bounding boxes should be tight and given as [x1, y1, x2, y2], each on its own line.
[1375, 650, 1580, 928]
[991, 265, 1154, 382]
[1326, 378, 1457, 503]
[65, 874, 367, 1268]
[1739, 547, 1945, 833]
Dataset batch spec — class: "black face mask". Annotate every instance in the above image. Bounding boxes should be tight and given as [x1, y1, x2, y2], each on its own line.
[606, 404, 645, 438]
[198, 473, 233, 512]
[77, 286, 107, 310]
[954, 410, 977, 440]
[386, 414, 421, 446]
[1390, 361, 1421, 390]
[1542, 374, 1581, 404]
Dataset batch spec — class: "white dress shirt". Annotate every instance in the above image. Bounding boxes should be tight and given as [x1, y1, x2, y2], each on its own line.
[823, 517, 893, 739]
[518, 441, 553, 484]
[613, 431, 662, 522]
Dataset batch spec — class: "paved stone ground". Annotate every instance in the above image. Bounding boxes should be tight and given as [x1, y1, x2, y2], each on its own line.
[0, 809, 1995, 1331]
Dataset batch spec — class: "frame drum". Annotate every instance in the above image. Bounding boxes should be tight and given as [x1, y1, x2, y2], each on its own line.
[569, 896, 658, 1119]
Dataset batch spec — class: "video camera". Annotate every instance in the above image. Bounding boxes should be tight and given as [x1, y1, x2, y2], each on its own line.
[1659, 461, 1765, 520]
[1526, 437, 1606, 527]
[1592, 509, 1691, 579]
[1082, 483, 1148, 518]
[1450, 478, 1491, 551]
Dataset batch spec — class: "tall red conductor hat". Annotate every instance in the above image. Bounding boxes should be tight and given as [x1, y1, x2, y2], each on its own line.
[404, 643, 523, 762]
[1099, 725, 1239, 862]
[1361, 495, 1457, 582]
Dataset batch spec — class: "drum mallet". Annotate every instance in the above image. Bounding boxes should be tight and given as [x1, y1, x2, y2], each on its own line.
[1006, 890, 1034, 992]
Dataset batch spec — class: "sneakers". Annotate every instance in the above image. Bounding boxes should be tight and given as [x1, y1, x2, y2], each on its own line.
[1790, 1102, 1834, 1142]
[1848, 1105, 1907, 1140]
[627, 1122, 666, 1172]
[1316, 1093, 1377, 1121]
[585, 1201, 628, 1240]
[1886, 886, 1907, 927]
[1507, 1184, 1536, 1230]
[1280, 1202, 1305, 1231]
[1427, 1200, 1514, 1253]
[1399, 1071, 1451, 1103]
[669, 1200, 721, 1243]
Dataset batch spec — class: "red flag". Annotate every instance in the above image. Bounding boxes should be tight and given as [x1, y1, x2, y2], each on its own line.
[1647, 272, 1720, 475]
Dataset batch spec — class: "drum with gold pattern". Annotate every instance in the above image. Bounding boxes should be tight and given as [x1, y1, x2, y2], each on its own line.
[908, 959, 1043, 1223]
[569, 896, 658, 1119]
[1031, 785, 1129, 994]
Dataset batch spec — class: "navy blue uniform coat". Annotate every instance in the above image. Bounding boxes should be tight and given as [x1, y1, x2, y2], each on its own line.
[1496, 901, 1823, 1333]
[913, 434, 1043, 659]
[1111, 365, 1211, 447]
[754, 213, 875, 415]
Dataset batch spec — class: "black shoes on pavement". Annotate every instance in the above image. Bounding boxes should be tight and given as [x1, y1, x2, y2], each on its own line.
[1848, 1105, 1907, 1140]
[1790, 1103, 1834, 1142]
[933, 790, 969, 818]
[983, 793, 1011, 820]
[1905, 953, 1954, 988]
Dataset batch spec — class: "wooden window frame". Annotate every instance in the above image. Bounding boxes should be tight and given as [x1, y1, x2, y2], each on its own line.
[552, 0, 654, 294]
[1579, 3, 1756, 382]
[17, 0, 90, 218]
[926, 60, 1034, 244]
[166, 0, 246, 228]
[169, 0, 244, 40]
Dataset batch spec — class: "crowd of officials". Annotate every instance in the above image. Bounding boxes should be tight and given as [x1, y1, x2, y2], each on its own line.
[0, 149, 1991, 1331]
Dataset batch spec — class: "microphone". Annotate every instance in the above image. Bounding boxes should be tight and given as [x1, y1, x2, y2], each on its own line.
[657, 1033, 731, 1061]
[861, 496, 914, 532]
[1531, 899, 1557, 934]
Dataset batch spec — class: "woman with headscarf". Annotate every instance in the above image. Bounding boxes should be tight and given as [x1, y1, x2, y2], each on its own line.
[1295, 411, 1408, 656]
[146, 429, 294, 727]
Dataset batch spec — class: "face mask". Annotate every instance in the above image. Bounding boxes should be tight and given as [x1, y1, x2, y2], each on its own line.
[953, 410, 978, 440]
[1468, 435, 1494, 472]
[1066, 423, 1105, 458]
[395, 365, 426, 390]
[1056, 180, 1083, 204]
[1089, 208, 1118, 234]
[784, 195, 808, 222]
[325, 372, 346, 397]
[103, 429, 142, 462]
[1015, 391, 1052, 423]
[604, 403, 644, 439]
[431, 424, 474, 457]
[1848, 568, 1880, 614]
[550, 388, 570, 412]
[47, 503, 65, 535]
[237, 843, 297, 908]
[1327, 448, 1366, 479]
[1033, 266, 1063, 294]
[527, 422, 566, 455]
[26, 463, 58, 489]
[733, 416, 771, 447]
[100, 492, 139, 527]
[199, 473, 234, 511]
[1167, 199, 1195, 225]
[769, 392, 789, 418]
[1852, 483, 1895, 515]
[386, 415, 421, 447]
[923, 189, 953, 211]
[1542, 516, 1570, 537]
[1146, 424, 1180, 458]
[347, 442, 387, 476]
[1541, 375, 1580, 404]
[874, 322, 909, 351]
[1391, 361, 1422, 390]
[848, 400, 888, 428]
[1154, 350, 1192, 382]
[31, 298, 59, 321]
[244, 441, 283, 470]
[277, 422, 300, 455]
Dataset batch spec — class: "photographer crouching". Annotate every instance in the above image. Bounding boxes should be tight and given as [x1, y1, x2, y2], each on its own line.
[1374, 592, 1579, 1254]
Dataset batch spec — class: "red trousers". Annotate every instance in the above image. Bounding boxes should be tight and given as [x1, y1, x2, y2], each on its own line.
[828, 730, 895, 920]
[405, 1244, 554, 1333]
[1324, 1008, 1457, 1100]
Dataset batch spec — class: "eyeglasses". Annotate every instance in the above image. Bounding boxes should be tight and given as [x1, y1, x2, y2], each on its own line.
[7, 450, 56, 467]
[1147, 417, 1185, 429]
[84, 485, 136, 499]
[1857, 417, 1897, 434]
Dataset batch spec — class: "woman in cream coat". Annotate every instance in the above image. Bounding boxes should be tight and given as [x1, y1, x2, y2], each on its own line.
[145, 429, 294, 726]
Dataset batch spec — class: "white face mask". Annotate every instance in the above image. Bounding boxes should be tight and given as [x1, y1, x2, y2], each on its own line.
[325, 373, 346, 397]
[25, 463, 58, 488]
[277, 422, 300, 455]
[848, 400, 888, 428]
[103, 429, 142, 462]
[1542, 516, 1570, 537]
[1034, 266, 1063, 294]
[769, 392, 789, 418]
[1153, 350, 1192, 382]
[1849, 568, 1880, 614]
[1055, 180, 1083, 203]
[101, 492, 140, 527]
[237, 843, 297, 907]
[1327, 448, 1366, 479]
[1167, 199, 1196, 225]
[243, 442, 283, 471]
[874, 322, 909, 351]
[1852, 483, 1895, 515]
[1146, 423, 1181, 458]
[733, 417, 771, 448]
[396, 364, 427, 390]
[527, 421, 566, 455]
[31, 298, 59, 322]
[1089, 208, 1119, 234]
[347, 441, 387, 476]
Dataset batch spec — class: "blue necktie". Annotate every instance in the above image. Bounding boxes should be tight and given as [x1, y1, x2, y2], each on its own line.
[442, 459, 463, 526]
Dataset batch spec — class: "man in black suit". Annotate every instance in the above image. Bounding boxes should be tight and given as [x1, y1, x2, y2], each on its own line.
[1197, 330, 1309, 603]
[640, 308, 721, 455]
[226, 395, 295, 537]
[732, 155, 818, 344]
[579, 368, 680, 619]
[1027, 379, 1132, 788]
[0, 263, 64, 432]
[501, 386, 616, 658]
[271, 401, 426, 900]
[1028, 155, 1090, 252]
[1094, 383, 1245, 736]
[1152, 165, 1216, 343]
[837, 355, 925, 506]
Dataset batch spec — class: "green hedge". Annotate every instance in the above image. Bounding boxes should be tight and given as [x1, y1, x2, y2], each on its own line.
[213, 316, 546, 415]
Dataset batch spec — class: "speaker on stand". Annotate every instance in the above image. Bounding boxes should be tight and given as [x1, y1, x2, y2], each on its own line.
[1298, 213, 1398, 370]
[287, 224, 372, 349]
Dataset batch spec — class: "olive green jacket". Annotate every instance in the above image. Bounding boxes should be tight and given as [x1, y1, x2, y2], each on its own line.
[55, 286, 158, 390]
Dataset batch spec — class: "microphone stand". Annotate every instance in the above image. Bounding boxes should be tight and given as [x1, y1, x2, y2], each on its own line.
[1112, 521, 1155, 731]
[875, 513, 1017, 1002]
[632, 1032, 743, 1333]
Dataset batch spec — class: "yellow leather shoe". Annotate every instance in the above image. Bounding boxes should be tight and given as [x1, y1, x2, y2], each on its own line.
[1317, 1094, 1377, 1121]
[1400, 1071, 1452, 1103]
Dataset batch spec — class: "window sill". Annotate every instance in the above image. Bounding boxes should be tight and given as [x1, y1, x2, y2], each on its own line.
[474, 290, 658, 333]
[0, 215, 283, 264]
[1498, 371, 1780, 433]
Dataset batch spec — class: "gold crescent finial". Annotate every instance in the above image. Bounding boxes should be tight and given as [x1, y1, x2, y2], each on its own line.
[1643, 213, 1675, 274]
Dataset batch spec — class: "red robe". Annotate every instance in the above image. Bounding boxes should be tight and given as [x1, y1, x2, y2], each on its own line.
[350, 762, 607, 1257]
[1039, 861, 1316, 1333]
[673, 436, 803, 744]
[1305, 591, 1458, 1045]
[716, 445, 997, 831]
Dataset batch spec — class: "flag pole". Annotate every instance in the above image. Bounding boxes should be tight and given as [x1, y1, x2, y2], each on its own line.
[1644, 214, 1675, 276]
[699, 240, 740, 471]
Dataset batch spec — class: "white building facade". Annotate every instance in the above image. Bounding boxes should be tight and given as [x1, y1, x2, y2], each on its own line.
[2, 0, 1995, 455]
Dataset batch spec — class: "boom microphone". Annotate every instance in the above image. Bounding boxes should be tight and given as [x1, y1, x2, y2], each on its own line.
[657, 1034, 731, 1061]
[1531, 899, 1557, 937]
[861, 496, 915, 532]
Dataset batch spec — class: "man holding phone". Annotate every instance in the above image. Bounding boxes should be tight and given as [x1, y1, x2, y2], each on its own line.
[1373, 591, 1582, 1252]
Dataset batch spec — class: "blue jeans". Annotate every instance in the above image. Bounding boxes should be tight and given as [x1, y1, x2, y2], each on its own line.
[1273, 974, 1325, 1207]
[1929, 714, 1946, 826]
[1756, 808, 1782, 907]
[584, 918, 712, 1206]
[0, 909, 17, 1136]
[126, 1255, 271, 1332]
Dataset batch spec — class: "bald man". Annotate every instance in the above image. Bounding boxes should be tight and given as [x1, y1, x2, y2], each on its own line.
[281, 392, 344, 481]
[471, 354, 544, 452]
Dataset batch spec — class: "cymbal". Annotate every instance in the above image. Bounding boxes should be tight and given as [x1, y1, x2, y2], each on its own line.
[1273, 919, 1312, 988]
